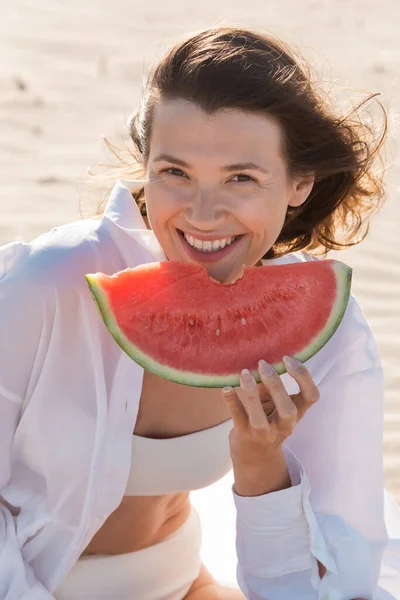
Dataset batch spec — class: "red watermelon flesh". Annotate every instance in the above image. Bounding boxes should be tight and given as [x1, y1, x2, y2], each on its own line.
[86, 259, 352, 388]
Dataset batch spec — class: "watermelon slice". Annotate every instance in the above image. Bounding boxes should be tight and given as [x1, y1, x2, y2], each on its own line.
[86, 260, 352, 388]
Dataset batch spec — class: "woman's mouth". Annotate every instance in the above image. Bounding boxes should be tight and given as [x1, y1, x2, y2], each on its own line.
[177, 229, 245, 263]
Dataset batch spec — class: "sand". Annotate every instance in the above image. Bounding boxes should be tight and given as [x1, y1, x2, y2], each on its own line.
[1, 0, 399, 585]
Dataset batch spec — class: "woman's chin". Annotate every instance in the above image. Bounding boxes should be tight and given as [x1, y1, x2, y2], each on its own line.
[202, 262, 245, 285]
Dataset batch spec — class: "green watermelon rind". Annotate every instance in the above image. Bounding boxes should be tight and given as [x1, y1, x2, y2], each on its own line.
[85, 260, 352, 388]
[290, 260, 352, 367]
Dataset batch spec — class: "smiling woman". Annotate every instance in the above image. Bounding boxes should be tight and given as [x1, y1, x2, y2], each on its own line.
[2, 23, 400, 600]
[143, 101, 313, 283]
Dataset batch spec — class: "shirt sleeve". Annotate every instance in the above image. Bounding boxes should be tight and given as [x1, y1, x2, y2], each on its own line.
[232, 296, 390, 600]
[0, 242, 55, 599]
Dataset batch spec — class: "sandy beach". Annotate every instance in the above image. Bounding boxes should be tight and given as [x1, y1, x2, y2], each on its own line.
[1, 0, 399, 585]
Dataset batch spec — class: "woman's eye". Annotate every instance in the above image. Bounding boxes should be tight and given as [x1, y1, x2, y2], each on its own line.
[231, 174, 255, 183]
[160, 169, 255, 183]
[163, 168, 187, 178]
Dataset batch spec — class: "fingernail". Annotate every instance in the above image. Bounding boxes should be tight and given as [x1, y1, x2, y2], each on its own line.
[223, 386, 234, 396]
[283, 355, 302, 370]
[241, 369, 254, 388]
[258, 359, 276, 377]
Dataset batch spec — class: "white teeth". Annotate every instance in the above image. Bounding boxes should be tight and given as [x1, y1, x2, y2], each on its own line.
[212, 239, 221, 251]
[183, 233, 238, 252]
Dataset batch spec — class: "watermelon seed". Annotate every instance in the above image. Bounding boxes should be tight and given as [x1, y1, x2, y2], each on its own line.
[241, 318, 247, 325]
[216, 328, 221, 336]
[189, 319, 195, 326]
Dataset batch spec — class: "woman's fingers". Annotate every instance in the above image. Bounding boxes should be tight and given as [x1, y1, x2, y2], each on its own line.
[239, 369, 270, 429]
[282, 355, 320, 420]
[258, 359, 297, 428]
[221, 386, 248, 430]
[222, 357, 320, 434]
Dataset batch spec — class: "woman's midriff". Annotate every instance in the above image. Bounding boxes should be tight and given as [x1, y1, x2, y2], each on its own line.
[81, 492, 191, 555]
[81, 368, 272, 557]
[81, 372, 227, 556]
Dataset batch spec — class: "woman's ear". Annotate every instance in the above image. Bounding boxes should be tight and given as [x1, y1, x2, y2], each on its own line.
[288, 173, 315, 208]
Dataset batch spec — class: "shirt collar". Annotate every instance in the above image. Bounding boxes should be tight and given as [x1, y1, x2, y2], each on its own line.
[102, 179, 166, 262]
[104, 179, 147, 228]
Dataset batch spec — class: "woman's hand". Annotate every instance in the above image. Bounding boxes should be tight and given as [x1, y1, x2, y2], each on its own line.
[222, 360, 368, 591]
[222, 355, 320, 497]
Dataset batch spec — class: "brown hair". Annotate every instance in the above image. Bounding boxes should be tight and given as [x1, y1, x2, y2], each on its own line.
[94, 25, 388, 259]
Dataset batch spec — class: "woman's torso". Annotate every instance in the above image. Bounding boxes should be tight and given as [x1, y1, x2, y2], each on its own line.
[81, 371, 234, 556]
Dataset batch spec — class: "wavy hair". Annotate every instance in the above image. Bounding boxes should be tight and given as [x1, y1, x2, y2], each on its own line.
[90, 26, 388, 259]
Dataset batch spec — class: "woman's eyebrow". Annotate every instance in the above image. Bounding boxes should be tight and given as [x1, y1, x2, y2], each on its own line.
[221, 161, 270, 175]
[153, 153, 270, 175]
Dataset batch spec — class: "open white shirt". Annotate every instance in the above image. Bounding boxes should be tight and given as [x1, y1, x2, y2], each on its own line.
[0, 179, 399, 599]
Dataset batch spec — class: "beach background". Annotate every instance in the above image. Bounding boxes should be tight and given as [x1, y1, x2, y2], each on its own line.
[1, 0, 399, 586]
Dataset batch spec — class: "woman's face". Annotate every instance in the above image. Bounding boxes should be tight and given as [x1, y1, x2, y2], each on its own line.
[144, 99, 314, 283]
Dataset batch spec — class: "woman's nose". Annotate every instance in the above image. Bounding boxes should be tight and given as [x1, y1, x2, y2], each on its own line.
[184, 189, 227, 230]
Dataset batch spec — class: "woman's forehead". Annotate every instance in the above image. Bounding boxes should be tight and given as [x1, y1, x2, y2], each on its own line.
[149, 98, 284, 164]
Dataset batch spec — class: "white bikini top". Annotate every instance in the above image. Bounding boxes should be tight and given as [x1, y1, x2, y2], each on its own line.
[125, 418, 233, 496]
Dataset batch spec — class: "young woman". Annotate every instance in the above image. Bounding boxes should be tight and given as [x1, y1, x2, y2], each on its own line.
[1, 26, 399, 600]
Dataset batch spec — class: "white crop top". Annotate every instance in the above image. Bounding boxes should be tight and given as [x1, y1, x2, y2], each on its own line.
[125, 418, 234, 496]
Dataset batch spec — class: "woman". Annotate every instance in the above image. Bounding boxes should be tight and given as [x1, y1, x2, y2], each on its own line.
[1, 26, 399, 600]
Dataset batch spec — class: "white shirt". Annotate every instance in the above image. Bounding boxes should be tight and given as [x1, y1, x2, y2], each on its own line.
[0, 179, 399, 600]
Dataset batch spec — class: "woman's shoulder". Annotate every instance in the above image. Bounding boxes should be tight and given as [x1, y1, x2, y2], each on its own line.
[0, 217, 118, 291]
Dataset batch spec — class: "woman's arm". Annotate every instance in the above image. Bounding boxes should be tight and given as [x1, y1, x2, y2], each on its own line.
[226, 298, 390, 599]
[0, 242, 55, 599]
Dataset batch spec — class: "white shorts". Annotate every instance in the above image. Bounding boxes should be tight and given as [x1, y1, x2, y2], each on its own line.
[55, 505, 202, 600]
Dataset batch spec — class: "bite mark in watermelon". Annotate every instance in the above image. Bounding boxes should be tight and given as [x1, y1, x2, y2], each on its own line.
[86, 260, 352, 388]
